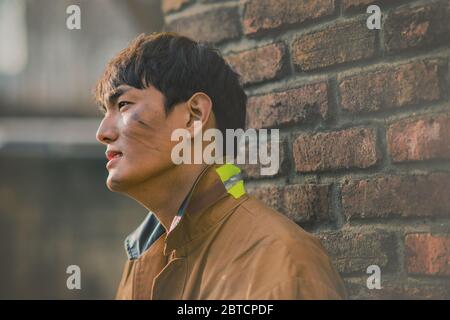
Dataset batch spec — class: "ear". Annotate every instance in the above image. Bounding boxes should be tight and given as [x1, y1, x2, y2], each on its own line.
[185, 92, 213, 135]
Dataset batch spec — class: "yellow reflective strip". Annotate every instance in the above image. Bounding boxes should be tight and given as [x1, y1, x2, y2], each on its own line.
[215, 163, 246, 199]
[215, 163, 241, 182]
[228, 180, 246, 199]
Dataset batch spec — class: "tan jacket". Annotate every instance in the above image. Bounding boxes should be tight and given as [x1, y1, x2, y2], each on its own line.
[116, 164, 347, 299]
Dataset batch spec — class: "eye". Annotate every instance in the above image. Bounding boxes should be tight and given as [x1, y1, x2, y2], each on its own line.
[118, 101, 132, 110]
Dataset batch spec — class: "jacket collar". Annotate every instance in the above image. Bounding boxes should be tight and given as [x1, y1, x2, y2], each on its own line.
[163, 163, 249, 256]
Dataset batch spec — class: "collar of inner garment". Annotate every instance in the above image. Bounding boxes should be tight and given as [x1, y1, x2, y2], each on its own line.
[124, 211, 164, 260]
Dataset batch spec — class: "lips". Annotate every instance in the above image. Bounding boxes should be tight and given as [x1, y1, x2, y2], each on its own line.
[105, 150, 123, 161]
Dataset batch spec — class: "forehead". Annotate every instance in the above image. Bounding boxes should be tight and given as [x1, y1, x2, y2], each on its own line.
[104, 84, 133, 103]
[104, 84, 162, 106]
[100, 84, 165, 112]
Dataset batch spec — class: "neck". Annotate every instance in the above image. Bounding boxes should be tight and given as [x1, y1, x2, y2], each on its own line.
[124, 163, 209, 232]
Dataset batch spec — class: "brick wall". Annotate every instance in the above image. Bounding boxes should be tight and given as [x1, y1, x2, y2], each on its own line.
[162, 0, 450, 299]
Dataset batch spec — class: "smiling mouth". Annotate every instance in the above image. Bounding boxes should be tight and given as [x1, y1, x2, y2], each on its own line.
[105, 151, 123, 161]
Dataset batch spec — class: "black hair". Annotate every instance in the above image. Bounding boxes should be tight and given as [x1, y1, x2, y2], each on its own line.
[94, 32, 247, 158]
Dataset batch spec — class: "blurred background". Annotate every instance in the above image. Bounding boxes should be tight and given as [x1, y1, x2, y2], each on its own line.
[0, 0, 164, 299]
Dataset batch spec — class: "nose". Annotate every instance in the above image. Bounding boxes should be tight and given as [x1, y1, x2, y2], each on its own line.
[96, 115, 119, 145]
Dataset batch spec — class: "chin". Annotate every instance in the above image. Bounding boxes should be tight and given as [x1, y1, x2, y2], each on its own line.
[106, 178, 122, 192]
[106, 171, 130, 192]
[105, 162, 173, 193]
[105, 169, 151, 193]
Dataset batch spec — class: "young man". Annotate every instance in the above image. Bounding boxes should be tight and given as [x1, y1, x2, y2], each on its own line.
[94, 32, 347, 299]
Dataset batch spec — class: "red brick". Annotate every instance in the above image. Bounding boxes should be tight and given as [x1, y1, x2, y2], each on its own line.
[342, 0, 375, 11]
[164, 6, 241, 43]
[225, 43, 287, 86]
[162, 0, 190, 14]
[342, 0, 400, 12]
[387, 113, 450, 163]
[405, 233, 450, 276]
[342, 173, 450, 219]
[384, 0, 450, 53]
[318, 230, 396, 274]
[246, 82, 329, 129]
[240, 137, 289, 179]
[243, 0, 335, 36]
[293, 127, 380, 172]
[338, 59, 445, 113]
[248, 184, 331, 223]
[291, 18, 377, 71]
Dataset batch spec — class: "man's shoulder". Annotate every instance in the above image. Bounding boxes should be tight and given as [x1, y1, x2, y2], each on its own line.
[218, 194, 347, 299]
[228, 194, 324, 253]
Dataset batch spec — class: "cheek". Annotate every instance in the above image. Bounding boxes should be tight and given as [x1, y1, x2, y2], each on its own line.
[120, 110, 175, 157]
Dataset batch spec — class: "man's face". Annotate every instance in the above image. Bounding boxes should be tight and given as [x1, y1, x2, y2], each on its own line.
[96, 84, 184, 192]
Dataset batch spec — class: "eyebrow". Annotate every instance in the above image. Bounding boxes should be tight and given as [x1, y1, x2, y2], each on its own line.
[106, 86, 132, 106]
